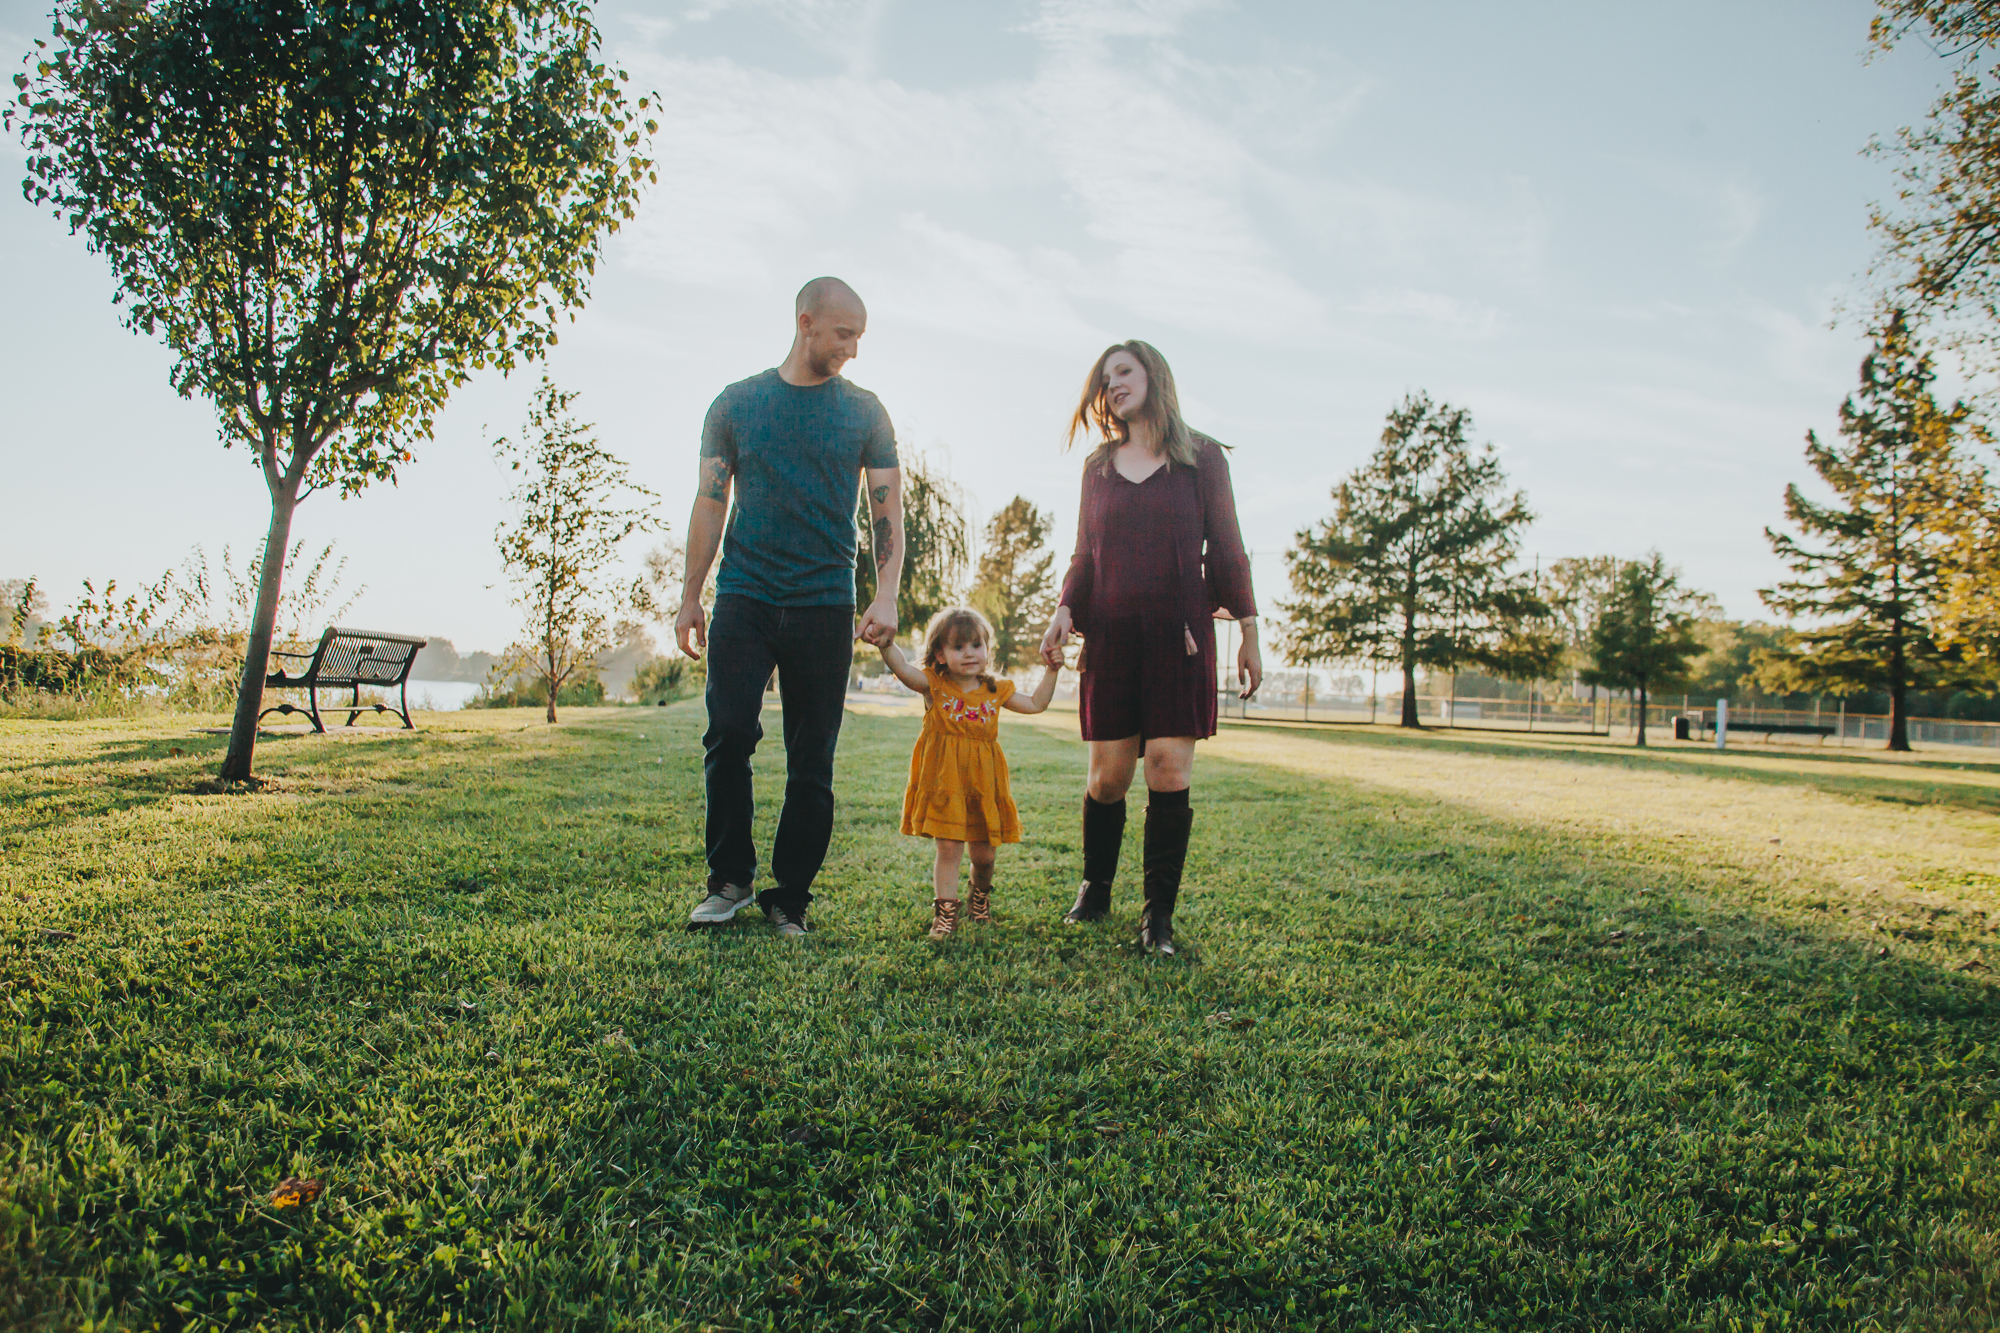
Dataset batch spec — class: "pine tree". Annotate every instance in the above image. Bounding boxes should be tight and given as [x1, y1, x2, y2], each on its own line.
[1283, 392, 1548, 728]
[970, 497, 1057, 671]
[1760, 311, 1974, 751]
[1583, 552, 1706, 747]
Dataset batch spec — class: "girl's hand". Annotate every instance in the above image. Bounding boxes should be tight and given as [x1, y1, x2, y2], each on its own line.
[1039, 606, 1074, 668]
[1184, 627, 1198, 656]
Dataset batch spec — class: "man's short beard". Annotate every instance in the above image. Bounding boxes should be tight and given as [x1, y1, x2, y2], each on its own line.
[806, 348, 842, 378]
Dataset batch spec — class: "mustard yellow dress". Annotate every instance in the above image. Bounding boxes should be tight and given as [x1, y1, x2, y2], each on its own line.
[901, 674, 1022, 844]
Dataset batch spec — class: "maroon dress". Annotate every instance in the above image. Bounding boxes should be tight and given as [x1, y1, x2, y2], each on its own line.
[1060, 433, 1257, 741]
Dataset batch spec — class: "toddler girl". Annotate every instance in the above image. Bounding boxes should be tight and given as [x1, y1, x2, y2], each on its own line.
[878, 607, 1060, 938]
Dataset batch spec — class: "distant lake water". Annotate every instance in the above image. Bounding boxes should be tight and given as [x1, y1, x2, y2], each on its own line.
[407, 679, 484, 711]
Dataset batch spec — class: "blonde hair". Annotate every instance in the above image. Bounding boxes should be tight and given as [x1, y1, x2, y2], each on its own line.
[920, 606, 997, 691]
[1066, 340, 1198, 475]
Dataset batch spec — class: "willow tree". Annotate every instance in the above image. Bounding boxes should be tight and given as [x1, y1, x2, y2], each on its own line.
[1283, 392, 1549, 728]
[855, 448, 968, 636]
[9, 0, 655, 780]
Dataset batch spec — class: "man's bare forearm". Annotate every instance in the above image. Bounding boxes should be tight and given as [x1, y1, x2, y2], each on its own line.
[866, 467, 905, 610]
[683, 497, 727, 605]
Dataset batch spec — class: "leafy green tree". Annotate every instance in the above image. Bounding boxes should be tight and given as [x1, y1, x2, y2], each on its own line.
[1760, 311, 1976, 750]
[1935, 467, 2000, 684]
[856, 448, 968, 636]
[1866, 2, 2000, 371]
[1582, 553, 1707, 747]
[969, 496, 1057, 671]
[1283, 392, 1548, 728]
[494, 379, 662, 724]
[9, 0, 654, 779]
[1543, 555, 1621, 702]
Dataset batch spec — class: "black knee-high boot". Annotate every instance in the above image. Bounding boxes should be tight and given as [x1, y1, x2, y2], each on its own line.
[1141, 787, 1192, 954]
[1063, 795, 1126, 923]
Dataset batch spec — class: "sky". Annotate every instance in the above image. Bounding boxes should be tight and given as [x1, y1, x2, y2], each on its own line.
[0, 0, 1962, 661]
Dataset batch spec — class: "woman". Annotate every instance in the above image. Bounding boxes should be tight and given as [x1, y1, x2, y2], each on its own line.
[1039, 340, 1261, 955]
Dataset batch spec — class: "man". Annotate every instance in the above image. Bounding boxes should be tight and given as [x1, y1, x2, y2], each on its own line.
[676, 277, 904, 937]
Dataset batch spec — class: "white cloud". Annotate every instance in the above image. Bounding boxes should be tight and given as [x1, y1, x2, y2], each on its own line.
[1349, 288, 1504, 341]
[869, 214, 1109, 349]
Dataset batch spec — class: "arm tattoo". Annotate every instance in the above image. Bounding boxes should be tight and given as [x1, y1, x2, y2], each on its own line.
[873, 516, 894, 570]
[871, 484, 889, 506]
[704, 454, 736, 500]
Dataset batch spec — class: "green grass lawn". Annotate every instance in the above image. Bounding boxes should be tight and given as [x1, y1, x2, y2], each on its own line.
[3, 702, 1999, 1331]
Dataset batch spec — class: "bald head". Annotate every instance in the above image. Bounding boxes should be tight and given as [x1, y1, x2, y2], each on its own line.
[796, 275, 865, 319]
[786, 276, 868, 383]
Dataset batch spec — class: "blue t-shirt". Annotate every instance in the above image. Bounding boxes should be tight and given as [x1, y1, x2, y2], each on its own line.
[701, 369, 900, 607]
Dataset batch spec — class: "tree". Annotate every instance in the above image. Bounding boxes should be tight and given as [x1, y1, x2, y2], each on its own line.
[1283, 392, 1547, 728]
[1543, 555, 1622, 712]
[1866, 2, 2000, 373]
[494, 379, 662, 724]
[1582, 553, 1707, 747]
[1935, 466, 2000, 684]
[10, 0, 654, 780]
[855, 448, 968, 636]
[969, 496, 1057, 670]
[1761, 312, 1977, 750]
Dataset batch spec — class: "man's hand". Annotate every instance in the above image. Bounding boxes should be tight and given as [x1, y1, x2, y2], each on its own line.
[857, 594, 898, 647]
[675, 599, 708, 660]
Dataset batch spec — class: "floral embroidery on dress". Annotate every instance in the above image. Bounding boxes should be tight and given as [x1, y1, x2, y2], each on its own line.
[935, 691, 1000, 726]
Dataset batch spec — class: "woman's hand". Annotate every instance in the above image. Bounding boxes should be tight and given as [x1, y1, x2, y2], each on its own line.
[1039, 606, 1074, 668]
[1236, 619, 1263, 700]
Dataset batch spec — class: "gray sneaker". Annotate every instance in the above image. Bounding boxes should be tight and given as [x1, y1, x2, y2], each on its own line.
[687, 881, 754, 927]
[764, 900, 810, 938]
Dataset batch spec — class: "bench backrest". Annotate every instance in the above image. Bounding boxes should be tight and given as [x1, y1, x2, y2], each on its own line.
[303, 628, 429, 686]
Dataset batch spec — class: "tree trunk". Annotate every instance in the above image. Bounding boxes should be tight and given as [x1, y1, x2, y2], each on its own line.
[1635, 679, 1648, 747]
[1888, 624, 1910, 752]
[219, 481, 301, 782]
[1400, 657, 1419, 728]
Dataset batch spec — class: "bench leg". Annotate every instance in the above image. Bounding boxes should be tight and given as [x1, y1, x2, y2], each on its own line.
[396, 679, 416, 729]
[346, 682, 363, 729]
[306, 684, 327, 734]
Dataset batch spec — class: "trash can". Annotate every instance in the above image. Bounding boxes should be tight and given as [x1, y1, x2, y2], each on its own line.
[1673, 715, 1691, 741]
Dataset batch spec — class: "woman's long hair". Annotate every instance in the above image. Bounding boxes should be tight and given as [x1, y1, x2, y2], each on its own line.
[1066, 340, 1199, 474]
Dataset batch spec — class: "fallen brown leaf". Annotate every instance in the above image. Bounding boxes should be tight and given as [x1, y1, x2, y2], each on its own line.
[270, 1177, 323, 1209]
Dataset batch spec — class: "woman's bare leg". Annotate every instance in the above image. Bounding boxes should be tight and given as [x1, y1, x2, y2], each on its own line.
[1087, 736, 1143, 802]
[1089, 735, 1196, 798]
[1141, 736, 1196, 792]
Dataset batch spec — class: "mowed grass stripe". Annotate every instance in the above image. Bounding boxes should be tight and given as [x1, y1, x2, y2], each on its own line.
[2, 704, 1997, 1330]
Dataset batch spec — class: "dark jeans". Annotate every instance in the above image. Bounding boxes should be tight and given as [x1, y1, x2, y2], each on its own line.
[703, 594, 854, 913]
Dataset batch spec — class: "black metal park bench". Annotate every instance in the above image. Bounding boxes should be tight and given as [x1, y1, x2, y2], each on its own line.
[1708, 719, 1837, 742]
[258, 627, 429, 733]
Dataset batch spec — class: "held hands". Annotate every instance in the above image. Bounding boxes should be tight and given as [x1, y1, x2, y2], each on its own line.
[675, 599, 707, 661]
[856, 595, 898, 648]
[1039, 606, 1074, 668]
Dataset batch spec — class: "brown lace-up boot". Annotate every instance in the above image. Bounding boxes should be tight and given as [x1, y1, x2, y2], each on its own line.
[968, 863, 993, 922]
[927, 897, 960, 940]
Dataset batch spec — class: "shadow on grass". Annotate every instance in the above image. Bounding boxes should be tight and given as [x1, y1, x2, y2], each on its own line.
[4, 704, 1998, 1330]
